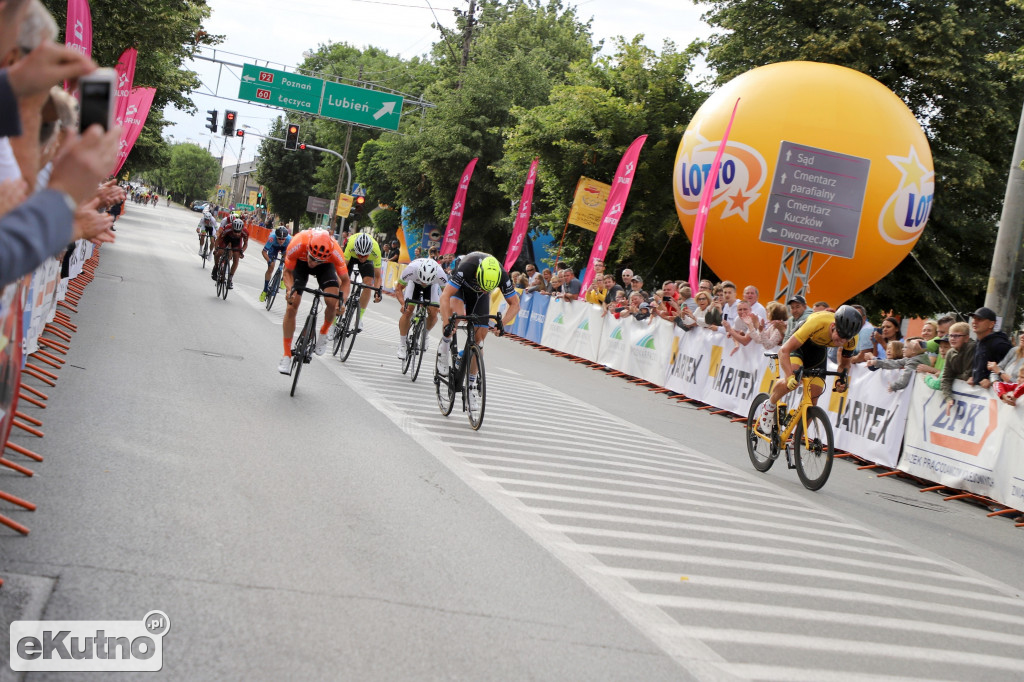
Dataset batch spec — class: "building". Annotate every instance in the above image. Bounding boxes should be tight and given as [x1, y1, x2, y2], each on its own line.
[218, 158, 260, 208]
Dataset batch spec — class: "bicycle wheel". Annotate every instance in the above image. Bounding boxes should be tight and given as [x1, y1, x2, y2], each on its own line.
[434, 340, 457, 416]
[221, 267, 231, 300]
[464, 344, 486, 430]
[215, 260, 226, 298]
[410, 313, 428, 382]
[402, 315, 420, 375]
[201, 241, 208, 268]
[266, 269, 281, 311]
[290, 315, 315, 396]
[794, 406, 834, 491]
[336, 300, 359, 362]
[746, 393, 778, 473]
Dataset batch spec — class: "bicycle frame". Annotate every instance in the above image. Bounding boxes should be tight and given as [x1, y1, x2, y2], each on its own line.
[758, 356, 839, 450]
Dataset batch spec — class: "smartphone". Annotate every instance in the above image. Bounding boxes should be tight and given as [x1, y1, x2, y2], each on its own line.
[78, 68, 117, 132]
[663, 296, 671, 302]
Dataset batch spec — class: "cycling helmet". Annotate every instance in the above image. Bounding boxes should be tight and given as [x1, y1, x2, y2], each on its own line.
[203, 210, 212, 220]
[832, 304, 863, 340]
[308, 229, 334, 261]
[231, 218, 244, 232]
[275, 226, 289, 240]
[416, 260, 439, 286]
[476, 255, 502, 292]
[353, 233, 374, 256]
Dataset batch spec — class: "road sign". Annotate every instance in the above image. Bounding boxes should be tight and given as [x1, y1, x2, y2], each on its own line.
[760, 140, 870, 259]
[336, 193, 354, 218]
[238, 64, 322, 115]
[306, 196, 331, 214]
[236, 203, 254, 210]
[320, 81, 403, 131]
[351, 183, 365, 197]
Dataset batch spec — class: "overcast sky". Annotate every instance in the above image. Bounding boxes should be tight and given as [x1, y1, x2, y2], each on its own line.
[163, 0, 712, 167]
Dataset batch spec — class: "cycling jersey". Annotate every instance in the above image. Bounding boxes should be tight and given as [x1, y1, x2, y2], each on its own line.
[216, 226, 249, 248]
[791, 311, 858, 355]
[342, 235, 382, 269]
[284, 230, 346, 278]
[398, 258, 448, 305]
[397, 258, 448, 288]
[263, 235, 292, 260]
[447, 252, 516, 300]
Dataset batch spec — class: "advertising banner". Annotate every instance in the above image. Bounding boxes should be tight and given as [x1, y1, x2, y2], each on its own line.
[504, 158, 539, 270]
[540, 298, 588, 354]
[562, 304, 607, 363]
[567, 176, 610, 232]
[440, 158, 478, 256]
[823, 363, 912, 468]
[523, 293, 549, 344]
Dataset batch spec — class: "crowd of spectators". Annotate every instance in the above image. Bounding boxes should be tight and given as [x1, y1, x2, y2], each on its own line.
[502, 253, 1024, 406]
[1, 0, 124, 289]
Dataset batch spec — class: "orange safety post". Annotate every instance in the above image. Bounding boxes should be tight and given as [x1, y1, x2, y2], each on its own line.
[24, 363, 58, 381]
[5, 442, 43, 462]
[53, 317, 77, 333]
[919, 485, 947, 492]
[38, 338, 68, 354]
[12, 421, 44, 438]
[22, 368, 56, 387]
[0, 458, 33, 476]
[18, 393, 46, 409]
[0, 513, 30, 535]
[19, 383, 48, 400]
[15, 411, 41, 427]
[987, 508, 1019, 517]
[28, 353, 62, 370]
[0, 489, 36, 511]
[730, 417, 747, 423]
[57, 300, 77, 314]
[31, 349, 64, 365]
[858, 464, 883, 470]
[43, 325, 72, 342]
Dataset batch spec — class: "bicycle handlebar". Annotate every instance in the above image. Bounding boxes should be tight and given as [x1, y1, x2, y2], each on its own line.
[443, 313, 504, 338]
[297, 286, 343, 301]
[349, 280, 383, 294]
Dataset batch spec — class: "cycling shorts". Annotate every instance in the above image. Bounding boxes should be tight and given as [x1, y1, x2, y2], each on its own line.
[292, 260, 340, 294]
[347, 258, 375, 281]
[451, 288, 492, 327]
[404, 281, 440, 306]
[790, 341, 827, 391]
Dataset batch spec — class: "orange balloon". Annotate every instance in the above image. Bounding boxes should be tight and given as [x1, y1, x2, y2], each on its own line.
[674, 61, 934, 306]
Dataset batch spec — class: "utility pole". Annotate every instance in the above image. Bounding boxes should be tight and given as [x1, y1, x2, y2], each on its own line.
[985, 95, 1024, 331]
[458, 0, 476, 88]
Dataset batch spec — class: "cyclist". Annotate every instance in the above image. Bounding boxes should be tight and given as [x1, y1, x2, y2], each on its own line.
[279, 228, 351, 374]
[338, 233, 383, 332]
[437, 253, 521, 407]
[755, 304, 862, 433]
[393, 257, 447, 360]
[197, 209, 217, 254]
[260, 226, 291, 302]
[211, 218, 249, 287]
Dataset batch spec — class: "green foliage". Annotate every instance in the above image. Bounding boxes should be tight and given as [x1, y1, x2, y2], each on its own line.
[42, 0, 222, 172]
[165, 142, 219, 201]
[254, 118, 320, 230]
[700, 0, 1024, 318]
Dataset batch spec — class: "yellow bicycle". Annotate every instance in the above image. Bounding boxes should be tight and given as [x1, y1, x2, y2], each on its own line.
[745, 353, 841, 491]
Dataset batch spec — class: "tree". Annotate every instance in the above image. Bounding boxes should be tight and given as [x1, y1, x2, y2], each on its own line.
[699, 0, 1024, 319]
[254, 118, 320, 230]
[165, 143, 219, 203]
[42, 0, 222, 172]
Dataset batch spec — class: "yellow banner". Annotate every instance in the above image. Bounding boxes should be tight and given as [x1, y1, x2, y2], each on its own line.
[567, 176, 611, 232]
[248, 190, 258, 206]
[336, 193, 354, 217]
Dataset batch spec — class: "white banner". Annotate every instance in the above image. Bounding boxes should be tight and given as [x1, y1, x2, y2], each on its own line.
[627, 316, 675, 385]
[597, 313, 632, 374]
[561, 303, 606, 363]
[665, 326, 716, 398]
[540, 299, 588, 354]
[23, 259, 61, 355]
[820, 364, 912, 468]
[702, 336, 772, 415]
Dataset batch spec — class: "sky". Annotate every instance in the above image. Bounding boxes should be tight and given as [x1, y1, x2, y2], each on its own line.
[162, 0, 713, 168]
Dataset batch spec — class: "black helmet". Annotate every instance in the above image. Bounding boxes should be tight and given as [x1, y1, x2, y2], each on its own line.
[275, 226, 288, 240]
[833, 305, 863, 339]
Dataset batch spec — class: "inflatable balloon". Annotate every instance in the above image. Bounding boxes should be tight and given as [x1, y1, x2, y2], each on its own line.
[674, 61, 934, 306]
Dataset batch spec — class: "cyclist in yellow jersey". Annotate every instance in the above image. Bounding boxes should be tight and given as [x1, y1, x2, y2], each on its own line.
[756, 305, 863, 433]
[338, 233, 383, 331]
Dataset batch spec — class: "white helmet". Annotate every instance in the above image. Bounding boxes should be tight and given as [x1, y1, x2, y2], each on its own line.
[416, 260, 439, 286]
[353, 233, 373, 256]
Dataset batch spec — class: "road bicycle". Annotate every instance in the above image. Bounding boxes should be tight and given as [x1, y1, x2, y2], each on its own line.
[745, 352, 842, 491]
[331, 278, 382, 362]
[401, 300, 437, 382]
[287, 286, 342, 397]
[199, 229, 212, 268]
[213, 247, 241, 300]
[434, 313, 503, 430]
[265, 253, 285, 311]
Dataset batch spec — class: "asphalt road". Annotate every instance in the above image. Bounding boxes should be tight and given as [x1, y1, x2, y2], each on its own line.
[1, 202, 1022, 681]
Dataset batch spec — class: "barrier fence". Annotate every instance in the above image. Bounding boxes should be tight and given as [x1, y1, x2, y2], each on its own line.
[0, 234, 102, 586]
[508, 294, 1024, 514]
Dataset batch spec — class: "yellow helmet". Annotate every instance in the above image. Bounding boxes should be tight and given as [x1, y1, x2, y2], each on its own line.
[476, 255, 501, 291]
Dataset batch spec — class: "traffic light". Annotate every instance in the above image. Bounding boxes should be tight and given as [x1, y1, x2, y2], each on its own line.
[350, 194, 366, 221]
[205, 110, 218, 133]
[298, 142, 306, 151]
[256, 190, 264, 207]
[285, 123, 299, 150]
[222, 110, 237, 136]
[235, 129, 244, 138]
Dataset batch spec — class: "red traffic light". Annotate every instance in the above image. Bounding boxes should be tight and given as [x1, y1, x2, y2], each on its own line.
[226, 112, 236, 121]
[354, 195, 365, 206]
[235, 130, 244, 137]
[298, 143, 306, 150]
[288, 125, 298, 134]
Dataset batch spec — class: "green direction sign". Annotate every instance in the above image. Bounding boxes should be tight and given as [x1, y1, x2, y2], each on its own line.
[236, 203, 254, 210]
[320, 81, 403, 131]
[238, 64, 322, 115]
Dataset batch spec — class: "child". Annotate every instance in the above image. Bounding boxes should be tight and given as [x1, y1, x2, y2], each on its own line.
[868, 339, 929, 392]
[994, 365, 1024, 406]
[923, 337, 952, 389]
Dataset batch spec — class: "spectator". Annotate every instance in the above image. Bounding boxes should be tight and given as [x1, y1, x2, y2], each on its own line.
[968, 307, 1012, 388]
[607, 289, 628, 318]
[585, 268, 608, 304]
[538, 268, 554, 294]
[940, 322, 976, 412]
[556, 265, 582, 301]
[628, 274, 647, 300]
[868, 338, 930, 392]
[601, 274, 624, 307]
[679, 283, 696, 311]
[698, 278, 713, 296]
[920, 318, 938, 342]
[742, 285, 767, 324]
[523, 263, 541, 290]
[784, 294, 811, 341]
[512, 271, 528, 289]
[870, 316, 902, 359]
[989, 327, 1024, 385]
[720, 280, 738, 324]
[724, 300, 756, 351]
[619, 291, 652, 322]
[428, 246, 440, 260]
[686, 290, 714, 329]
[656, 284, 680, 320]
[749, 301, 788, 350]
[812, 301, 830, 312]
[620, 268, 634, 291]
